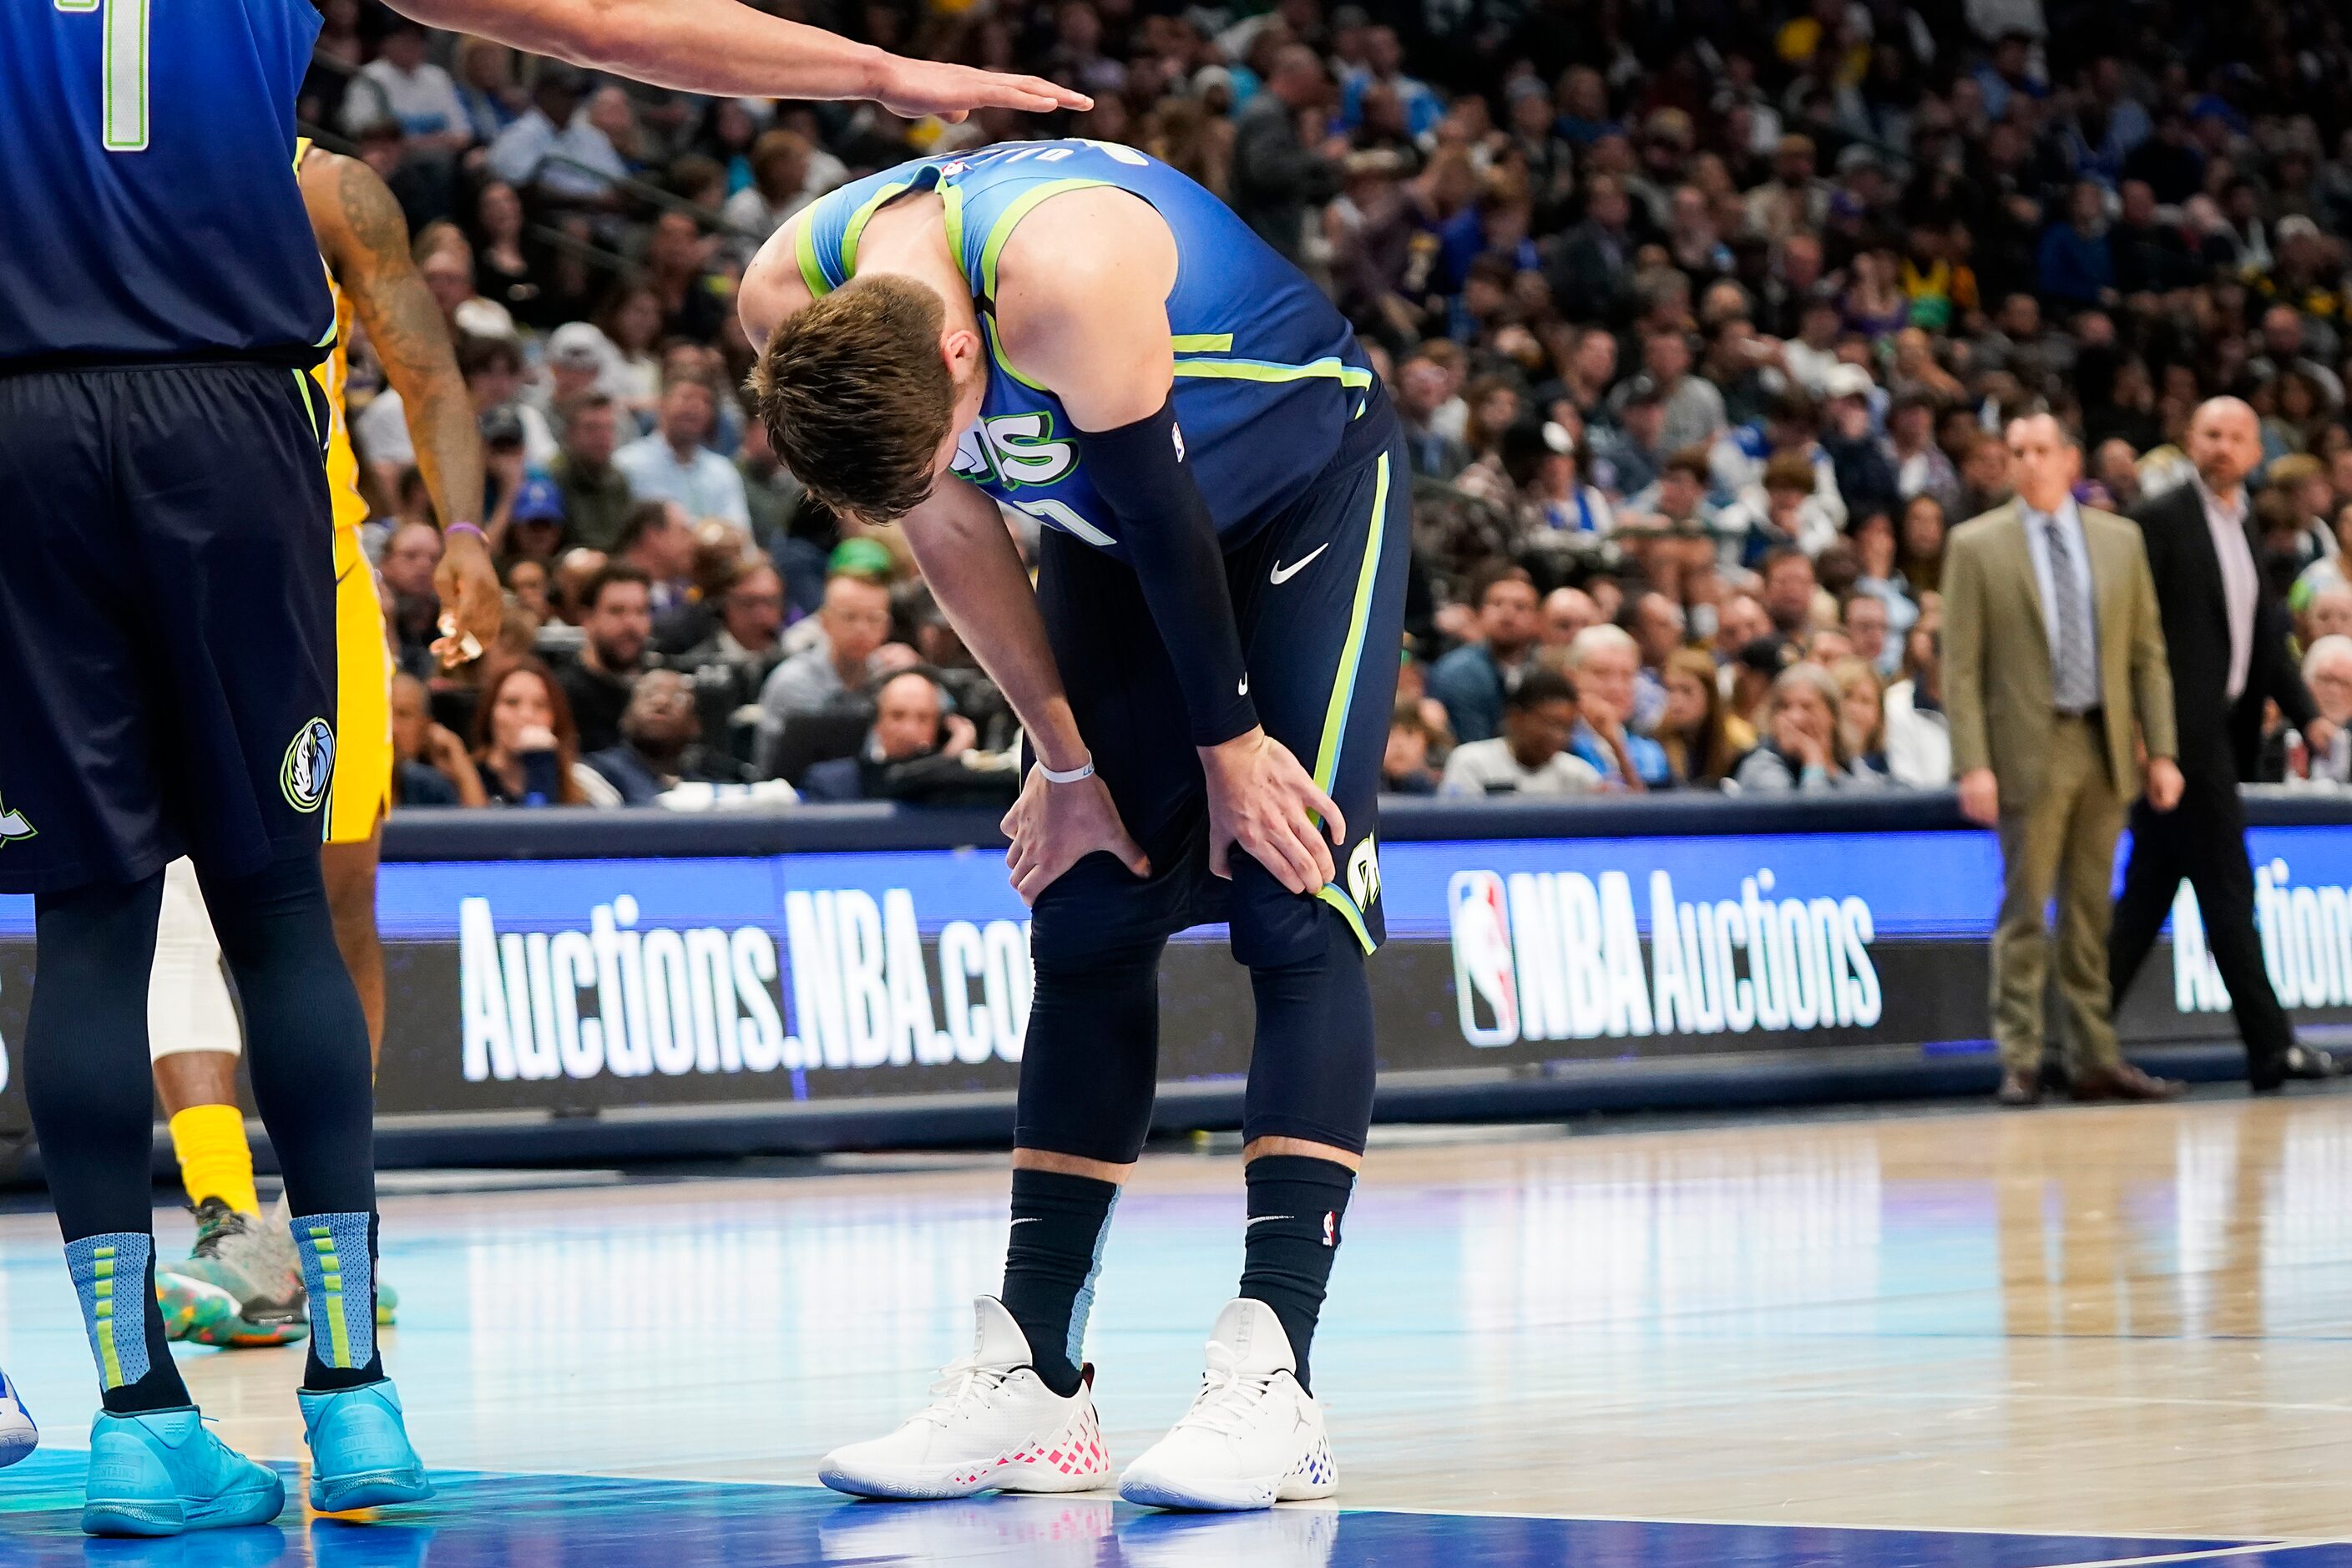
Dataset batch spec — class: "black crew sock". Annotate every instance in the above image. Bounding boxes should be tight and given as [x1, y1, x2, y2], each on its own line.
[1239, 1155, 1356, 1395]
[999, 1169, 1119, 1398]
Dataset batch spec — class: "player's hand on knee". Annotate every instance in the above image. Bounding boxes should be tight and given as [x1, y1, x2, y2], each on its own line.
[1200, 729, 1345, 897]
[1003, 765, 1151, 906]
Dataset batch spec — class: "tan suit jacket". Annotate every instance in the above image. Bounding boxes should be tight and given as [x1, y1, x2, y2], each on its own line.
[1943, 498, 2177, 802]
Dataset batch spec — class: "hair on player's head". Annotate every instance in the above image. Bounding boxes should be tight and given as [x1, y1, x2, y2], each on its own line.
[750, 274, 958, 526]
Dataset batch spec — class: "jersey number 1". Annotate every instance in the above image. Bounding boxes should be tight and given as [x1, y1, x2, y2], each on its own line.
[55, 0, 149, 153]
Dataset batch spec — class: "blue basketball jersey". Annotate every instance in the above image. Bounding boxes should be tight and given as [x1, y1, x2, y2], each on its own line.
[0, 0, 333, 369]
[795, 139, 1379, 557]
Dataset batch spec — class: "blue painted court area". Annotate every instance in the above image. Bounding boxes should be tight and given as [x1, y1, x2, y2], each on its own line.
[0, 1453, 2334, 1568]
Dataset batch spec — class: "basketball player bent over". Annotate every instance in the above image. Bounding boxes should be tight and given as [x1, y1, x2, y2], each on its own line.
[742, 138, 1408, 1510]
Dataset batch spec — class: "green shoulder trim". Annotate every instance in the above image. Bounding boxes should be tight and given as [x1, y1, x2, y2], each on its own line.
[794, 215, 827, 298]
[978, 178, 1112, 301]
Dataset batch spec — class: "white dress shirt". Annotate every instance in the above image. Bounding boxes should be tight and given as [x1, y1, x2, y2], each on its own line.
[2020, 495, 2101, 712]
[2192, 473, 2258, 701]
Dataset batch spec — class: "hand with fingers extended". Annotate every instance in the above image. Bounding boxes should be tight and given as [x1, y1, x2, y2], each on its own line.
[1001, 762, 1151, 907]
[1199, 728, 1344, 897]
[874, 57, 1093, 121]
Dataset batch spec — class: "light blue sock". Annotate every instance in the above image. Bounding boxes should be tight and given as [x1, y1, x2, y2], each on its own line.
[65, 1233, 155, 1395]
[291, 1212, 378, 1384]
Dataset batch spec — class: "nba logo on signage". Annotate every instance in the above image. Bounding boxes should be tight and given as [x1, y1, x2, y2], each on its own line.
[1449, 871, 1519, 1045]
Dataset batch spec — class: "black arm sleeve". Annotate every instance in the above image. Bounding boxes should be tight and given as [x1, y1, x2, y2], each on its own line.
[1074, 397, 1261, 747]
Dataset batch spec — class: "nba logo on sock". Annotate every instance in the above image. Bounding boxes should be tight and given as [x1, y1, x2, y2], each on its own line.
[1323, 1211, 1337, 1247]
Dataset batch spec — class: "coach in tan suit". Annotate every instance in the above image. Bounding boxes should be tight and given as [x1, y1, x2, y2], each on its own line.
[1945, 413, 2185, 1106]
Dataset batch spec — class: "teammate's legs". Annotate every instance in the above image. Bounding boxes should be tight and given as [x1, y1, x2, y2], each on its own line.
[0, 370, 202, 1434]
[122, 364, 427, 1511]
[24, 872, 188, 1414]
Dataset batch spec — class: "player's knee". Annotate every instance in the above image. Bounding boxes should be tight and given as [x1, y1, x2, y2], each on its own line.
[1227, 856, 1333, 971]
[1242, 913, 1377, 1155]
[1016, 936, 1161, 1166]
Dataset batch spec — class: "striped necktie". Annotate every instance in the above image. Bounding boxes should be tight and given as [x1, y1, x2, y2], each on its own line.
[2043, 514, 2093, 711]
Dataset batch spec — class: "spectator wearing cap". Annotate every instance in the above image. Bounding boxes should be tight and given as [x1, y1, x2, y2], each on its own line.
[614, 372, 751, 531]
[548, 392, 636, 553]
[498, 473, 571, 567]
[1820, 366, 1899, 521]
[554, 563, 656, 756]
[584, 668, 757, 805]
[1508, 422, 1615, 544]
[1431, 564, 1541, 744]
[1439, 670, 1603, 797]
[800, 668, 1017, 807]
[529, 322, 617, 441]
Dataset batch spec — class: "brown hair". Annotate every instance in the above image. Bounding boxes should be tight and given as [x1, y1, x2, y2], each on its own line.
[749, 275, 957, 524]
[469, 656, 587, 804]
[1659, 646, 1737, 785]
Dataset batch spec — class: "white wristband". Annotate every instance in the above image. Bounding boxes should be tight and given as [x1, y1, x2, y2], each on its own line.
[1038, 757, 1095, 785]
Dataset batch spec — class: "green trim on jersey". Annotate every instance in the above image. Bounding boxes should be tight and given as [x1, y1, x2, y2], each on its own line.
[978, 177, 1112, 300]
[1308, 451, 1390, 958]
[841, 180, 914, 277]
[1172, 355, 1374, 389]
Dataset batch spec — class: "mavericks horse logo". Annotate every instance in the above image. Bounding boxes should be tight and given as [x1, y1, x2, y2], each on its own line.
[282, 718, 336, 812]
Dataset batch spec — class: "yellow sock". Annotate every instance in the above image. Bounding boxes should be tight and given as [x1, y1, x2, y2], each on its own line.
[168, 1104, 260, 1217]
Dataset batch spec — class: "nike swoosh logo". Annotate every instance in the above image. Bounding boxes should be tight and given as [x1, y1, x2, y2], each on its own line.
[1246, 1215, 1296, 1227]
[1270, 544, 1330, 584]
[1010, 1216, 1041, 1227]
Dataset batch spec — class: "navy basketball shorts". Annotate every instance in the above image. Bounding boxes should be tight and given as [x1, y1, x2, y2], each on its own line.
[1028, 419, 1410, 970]
[0, 362, 339, 895]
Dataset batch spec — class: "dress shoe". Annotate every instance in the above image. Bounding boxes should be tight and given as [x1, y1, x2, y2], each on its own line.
[2249, 1043, 2340, 1094]
[1995, 1068, 2041, 1106]
[2068, 1062, 2185, 1103]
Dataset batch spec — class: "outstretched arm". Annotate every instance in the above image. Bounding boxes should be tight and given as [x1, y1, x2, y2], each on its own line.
[387, 0, 1090, 119]
[301, 149, 501, 665]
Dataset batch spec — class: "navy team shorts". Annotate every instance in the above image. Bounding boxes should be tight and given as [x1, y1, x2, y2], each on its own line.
[0, 362, 339, 894]
[1028, 409, 1410, 971]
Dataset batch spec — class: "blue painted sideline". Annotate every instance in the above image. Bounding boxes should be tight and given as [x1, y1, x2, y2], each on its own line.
[0, 1450, 2314, 1567]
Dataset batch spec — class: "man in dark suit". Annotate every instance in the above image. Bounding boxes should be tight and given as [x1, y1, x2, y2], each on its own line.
[2111, 397, 2340, 1090]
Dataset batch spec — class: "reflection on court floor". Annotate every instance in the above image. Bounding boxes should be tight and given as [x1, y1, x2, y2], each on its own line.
[1, 1452, 2334, 1567]
[7, 1093, 2352, 1561]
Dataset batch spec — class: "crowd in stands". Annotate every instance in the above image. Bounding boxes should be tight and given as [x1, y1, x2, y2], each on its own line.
[312, 0, 2352, 808]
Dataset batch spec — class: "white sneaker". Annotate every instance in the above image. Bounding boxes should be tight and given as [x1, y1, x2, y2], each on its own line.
[1118, 1298, 1338, 1511]
[818, 1297, 1112, 1500]
[0, 1363, 35, 1468]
